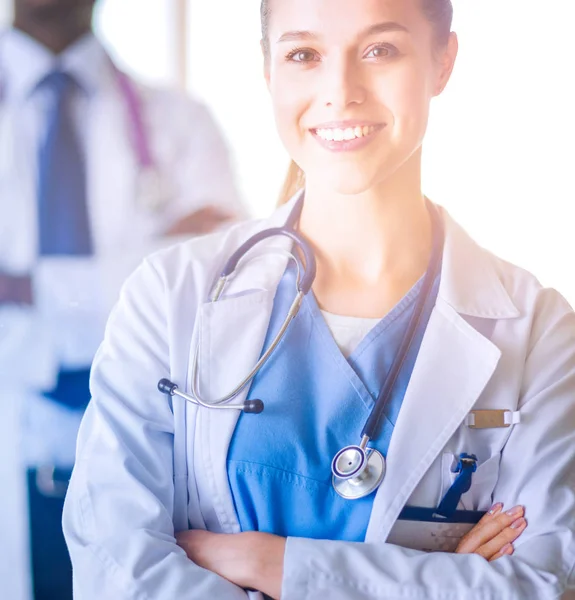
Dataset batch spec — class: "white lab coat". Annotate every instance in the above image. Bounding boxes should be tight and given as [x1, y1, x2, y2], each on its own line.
[0, 29, 243, 600]
[63, 197, 575, 599]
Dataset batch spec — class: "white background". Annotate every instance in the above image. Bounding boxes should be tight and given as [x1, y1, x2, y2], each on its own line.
[1, 0, 574, 303]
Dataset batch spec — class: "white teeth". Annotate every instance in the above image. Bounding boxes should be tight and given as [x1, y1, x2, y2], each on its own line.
[314, 125, 377, 142]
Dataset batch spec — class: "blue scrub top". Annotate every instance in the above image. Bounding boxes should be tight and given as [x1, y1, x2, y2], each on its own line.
[227, 265, 440, 542]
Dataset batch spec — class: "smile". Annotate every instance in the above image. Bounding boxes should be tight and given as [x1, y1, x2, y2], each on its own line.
[312, 125, 380, 142]
[310, 123, 385, 152]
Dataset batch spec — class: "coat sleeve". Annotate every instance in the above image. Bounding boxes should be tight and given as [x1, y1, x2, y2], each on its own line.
[62, 258, 248, 600]
[158, 94, 248, 222]
[281, 289, 575, 600]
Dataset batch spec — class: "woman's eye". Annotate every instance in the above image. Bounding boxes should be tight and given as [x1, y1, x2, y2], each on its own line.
[286, 49, 319, 63]
[365, 45, 398, 59]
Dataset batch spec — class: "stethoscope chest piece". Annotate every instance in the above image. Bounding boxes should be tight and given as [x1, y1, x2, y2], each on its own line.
[331, 444, 386, 500]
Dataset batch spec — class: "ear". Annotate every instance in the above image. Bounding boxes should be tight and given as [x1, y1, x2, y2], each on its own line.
[434, 32, 458, 97]
[261, 39, 271, 91]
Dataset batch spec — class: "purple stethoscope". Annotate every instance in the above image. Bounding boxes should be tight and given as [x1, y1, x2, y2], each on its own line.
[112, 66, 171, 212]
[0, 50, 170, 212]
[159, 193, 446, 500]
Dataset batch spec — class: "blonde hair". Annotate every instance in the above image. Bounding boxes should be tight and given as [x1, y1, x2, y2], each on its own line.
[278, 160, 306, 206]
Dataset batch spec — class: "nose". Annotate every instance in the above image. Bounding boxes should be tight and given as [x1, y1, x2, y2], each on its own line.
[320, 53, 366, 110]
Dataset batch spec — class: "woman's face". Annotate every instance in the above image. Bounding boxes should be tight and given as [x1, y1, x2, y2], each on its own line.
[264, 0, 457, 195]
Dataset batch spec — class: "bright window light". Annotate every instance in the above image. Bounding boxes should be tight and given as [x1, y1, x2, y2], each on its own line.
[94, 0, 177, 86]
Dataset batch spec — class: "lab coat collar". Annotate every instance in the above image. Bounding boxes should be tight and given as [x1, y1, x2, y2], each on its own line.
[228, 195, 521, 323]
[1, 28, 109, 99]
[437, 206, 520, 319]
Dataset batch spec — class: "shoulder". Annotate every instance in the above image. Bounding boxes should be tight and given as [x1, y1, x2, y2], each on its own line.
[116, 197, 294, 314]
[128, 81, 226, 158]
[136, 83, 217, 129]
[493, 255, 573, 323]
[143, 215, 274, 297]
[491, 253, 574, 371]
[440, 206, 573, 324]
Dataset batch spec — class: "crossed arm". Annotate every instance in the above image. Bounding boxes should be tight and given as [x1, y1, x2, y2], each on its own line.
[0, 207, 234, 307]
[176, 503, 527, 599]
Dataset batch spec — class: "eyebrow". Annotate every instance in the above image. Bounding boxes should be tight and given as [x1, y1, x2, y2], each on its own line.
[276, 21, 410, 44]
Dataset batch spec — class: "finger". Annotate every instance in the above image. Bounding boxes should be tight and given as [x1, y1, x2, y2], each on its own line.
[489, 542, 515, 562]
[455, 503, 504, 553]
[455, 502, 503, 554]
[476, 517, 527, 560]
[476, 502, 505, 526]
[456, 505, 524, 553]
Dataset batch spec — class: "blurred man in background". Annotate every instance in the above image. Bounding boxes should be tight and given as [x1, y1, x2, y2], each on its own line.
[0, 0, 245, 598]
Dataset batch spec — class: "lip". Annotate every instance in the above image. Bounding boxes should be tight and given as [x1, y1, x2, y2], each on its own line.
[311, 120, 383, 129]
[310, 122, 386, 153]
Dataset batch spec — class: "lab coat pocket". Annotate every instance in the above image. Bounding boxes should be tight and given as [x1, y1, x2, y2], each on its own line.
[442, 452, 501, 511]
[387, 512, 480, 553]
[193, 289, 273, 400]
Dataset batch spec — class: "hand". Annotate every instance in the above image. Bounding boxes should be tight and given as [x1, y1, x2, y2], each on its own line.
[455, 503, 527, 561]
[0, 272, 33, 305]
[165, 206, 235, 236]
[176, 530, 285, 599]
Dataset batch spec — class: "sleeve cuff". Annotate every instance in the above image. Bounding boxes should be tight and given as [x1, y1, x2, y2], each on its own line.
[281, 537, 314, 600]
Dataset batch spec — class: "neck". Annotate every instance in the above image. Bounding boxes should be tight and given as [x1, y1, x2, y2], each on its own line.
[13, 6, 93, 54]
[299, 150, 433, 317]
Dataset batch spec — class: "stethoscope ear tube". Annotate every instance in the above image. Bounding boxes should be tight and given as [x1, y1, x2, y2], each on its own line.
[158, 378, 178, 395]
[157, 378, 264, 414]
[243, 399, 264, 414]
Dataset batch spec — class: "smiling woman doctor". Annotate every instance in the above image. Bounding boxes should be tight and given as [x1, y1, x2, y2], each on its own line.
[63, 0, 575, 598]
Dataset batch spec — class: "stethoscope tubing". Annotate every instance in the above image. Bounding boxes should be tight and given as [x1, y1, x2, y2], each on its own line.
[188, 203, 317, 408]
[158, 378, 263, 413]
[112, 66, 155, 170]
[220, 219, 316, 295]
[189, 288, 305, 406]
[159, 193, 445, 498]
[361, 203, 444, 442]
[162, 193, 444, 451]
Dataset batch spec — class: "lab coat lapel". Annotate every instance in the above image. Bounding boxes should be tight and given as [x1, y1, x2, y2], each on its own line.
[365, 299, 502, 542]
[365, 208, 519, 542]
[193, 201, 299, 533]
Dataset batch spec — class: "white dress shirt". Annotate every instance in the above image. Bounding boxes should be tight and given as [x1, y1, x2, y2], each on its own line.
[0, 27, 244, 466]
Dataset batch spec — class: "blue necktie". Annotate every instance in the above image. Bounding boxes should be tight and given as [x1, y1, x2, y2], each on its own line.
[37, 70, 93, 256]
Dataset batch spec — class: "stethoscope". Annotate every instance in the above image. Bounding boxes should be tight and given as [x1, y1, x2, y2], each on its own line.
[0, 38, 171, 213]
[159, 192, 445, 500]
